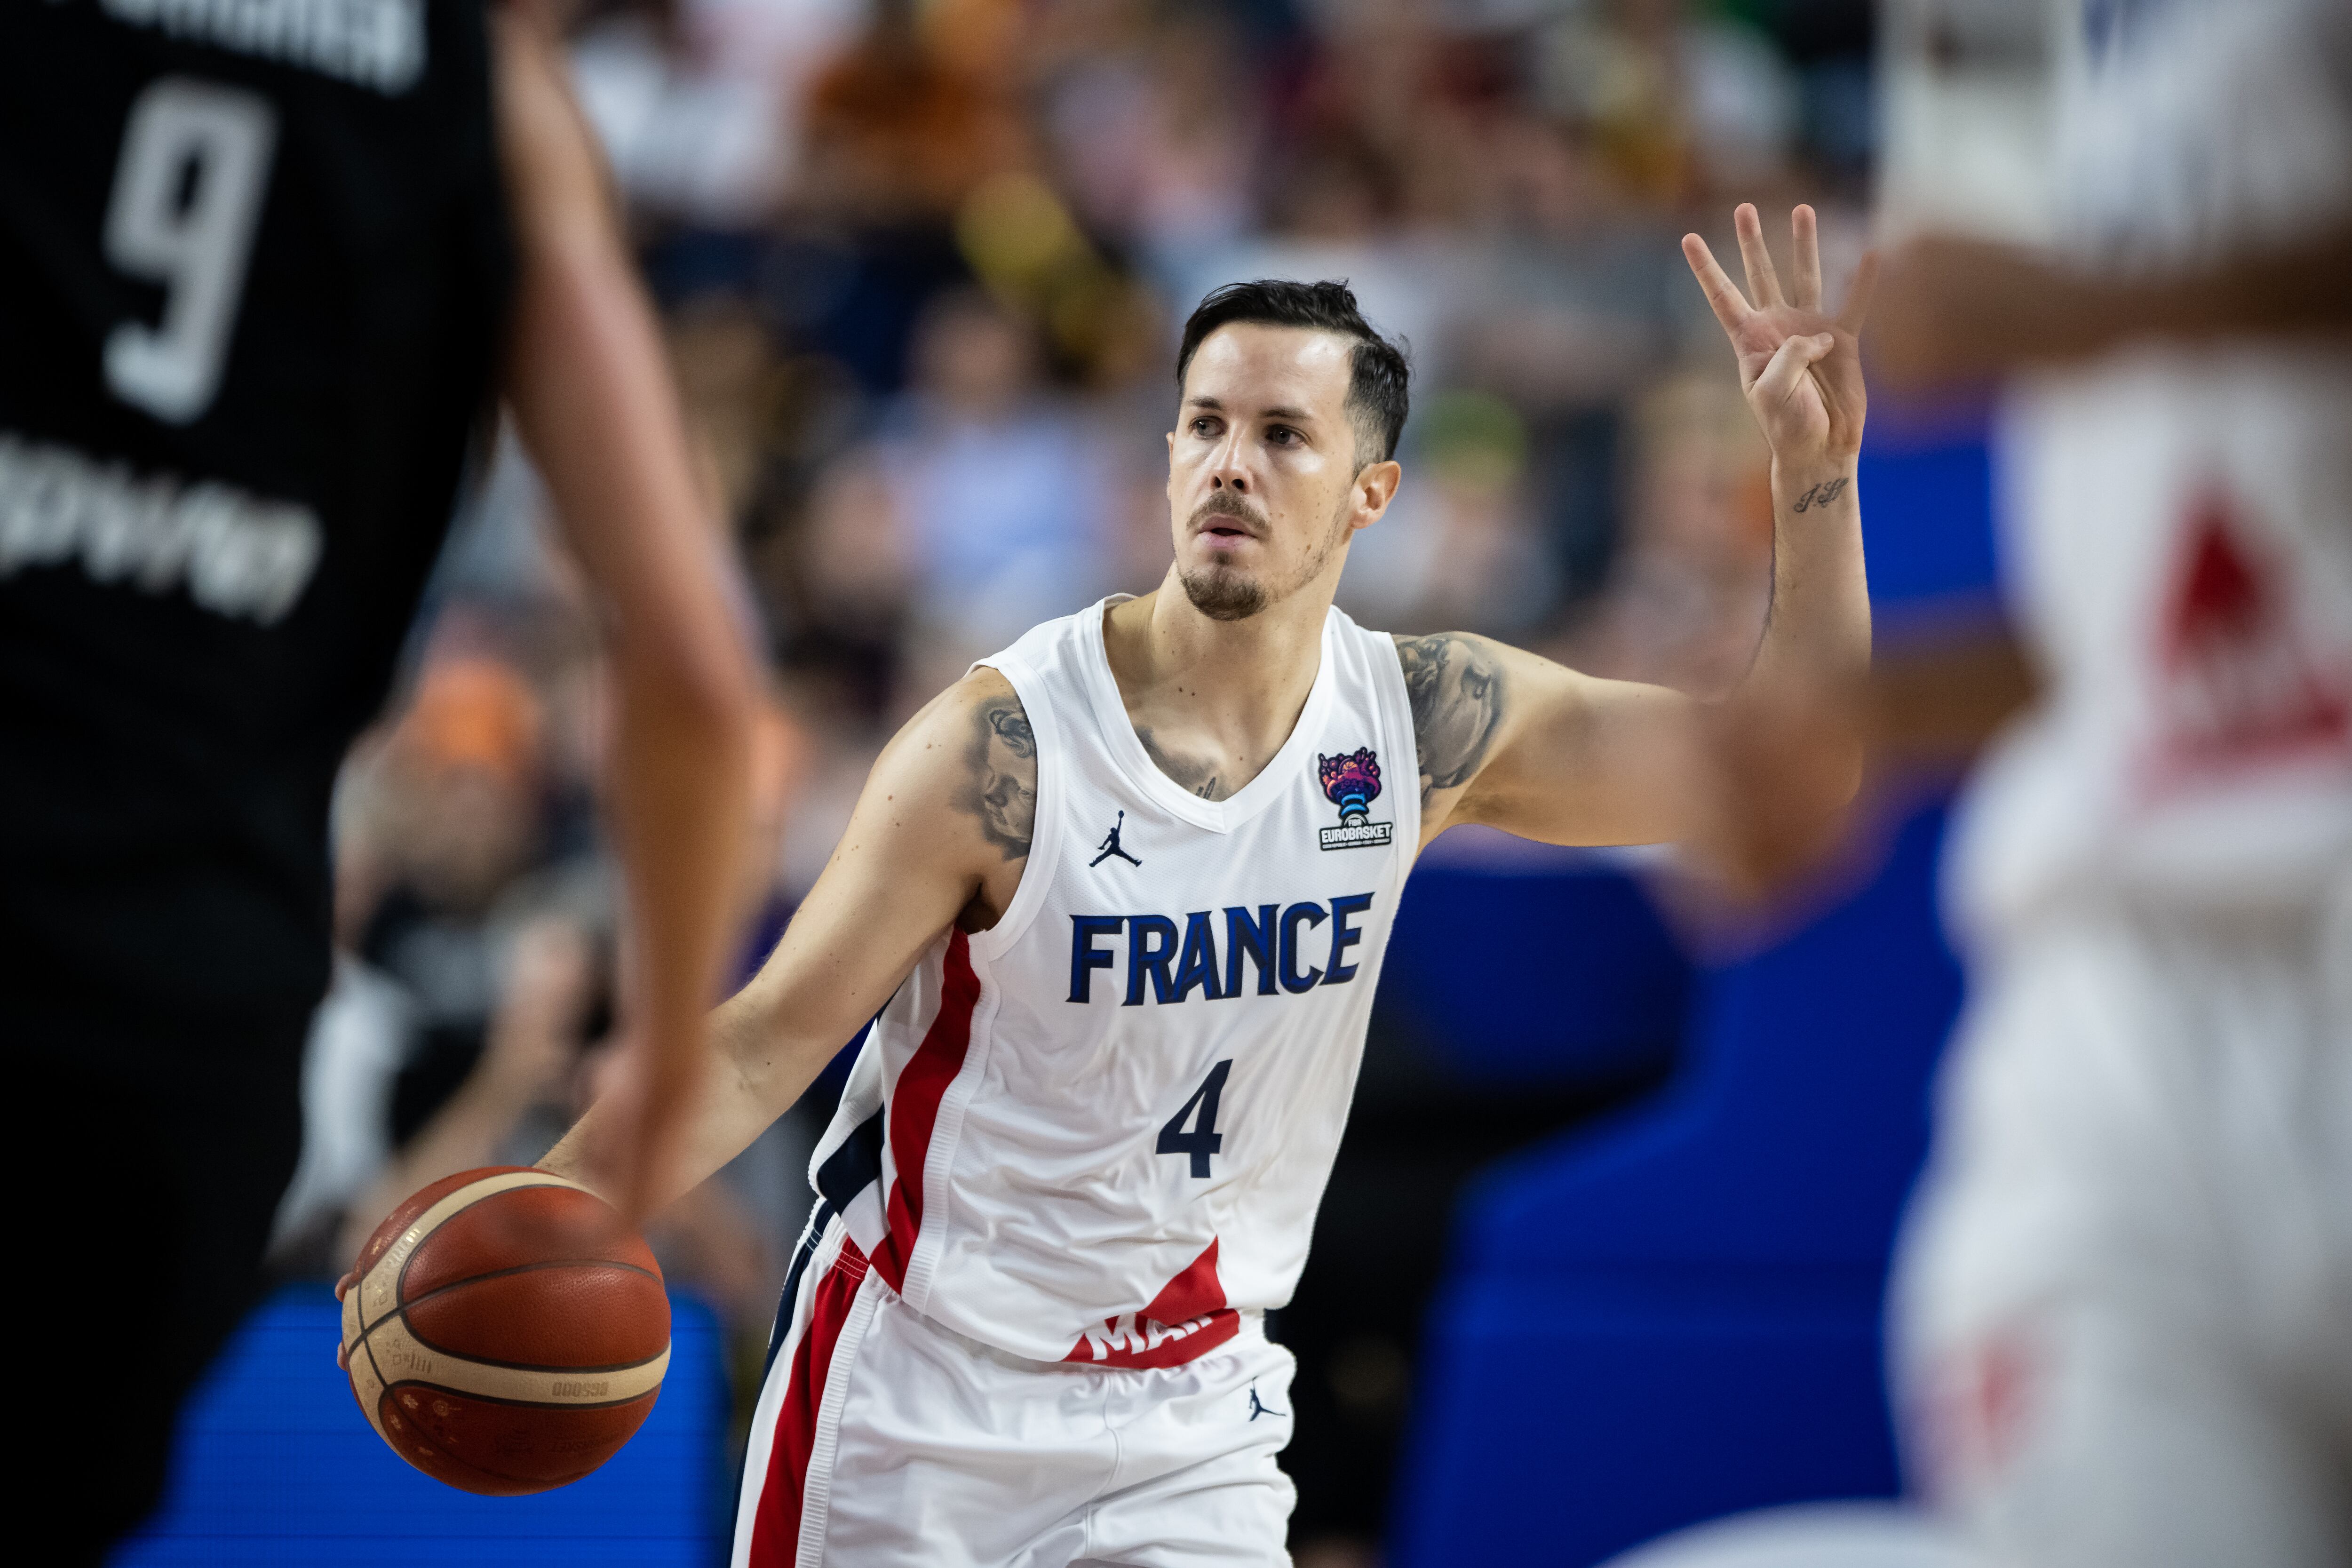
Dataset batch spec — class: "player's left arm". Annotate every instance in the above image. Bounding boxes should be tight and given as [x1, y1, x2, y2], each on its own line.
[1409, 204, 1875, 854]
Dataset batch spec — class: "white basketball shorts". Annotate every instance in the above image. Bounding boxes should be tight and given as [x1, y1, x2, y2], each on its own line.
[1893, 893, 2352, 1568]
[731, 1208, 1299, 1568]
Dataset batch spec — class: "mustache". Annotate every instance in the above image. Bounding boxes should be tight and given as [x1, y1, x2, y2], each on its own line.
[1188, 492, 1269, 534]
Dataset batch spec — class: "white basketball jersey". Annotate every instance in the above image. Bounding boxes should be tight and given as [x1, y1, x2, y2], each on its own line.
[1951, 0, 2352, 934]
[804, 599, 1420, 1368]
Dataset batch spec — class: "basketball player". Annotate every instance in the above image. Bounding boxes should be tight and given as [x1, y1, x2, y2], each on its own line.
[2, 2, 756, 1557]
[1859, 1, 2352, 1563]
[540, 205, 1874, 1566]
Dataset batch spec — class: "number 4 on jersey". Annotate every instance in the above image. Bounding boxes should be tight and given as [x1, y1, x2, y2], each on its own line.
[1158, 1060, 1232, 1178]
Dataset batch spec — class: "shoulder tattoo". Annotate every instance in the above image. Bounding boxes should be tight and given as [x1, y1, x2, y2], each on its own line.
[958, 691, 1036, 861]
[1394, 632, 1505, 810]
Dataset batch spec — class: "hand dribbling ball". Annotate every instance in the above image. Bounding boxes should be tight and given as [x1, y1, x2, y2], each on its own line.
[341, 1167, 669, 1495]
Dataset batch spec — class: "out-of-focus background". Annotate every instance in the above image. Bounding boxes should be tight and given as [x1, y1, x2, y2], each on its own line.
[115, 1, 2013, 1564]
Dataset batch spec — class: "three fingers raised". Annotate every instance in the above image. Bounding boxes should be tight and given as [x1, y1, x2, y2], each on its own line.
[1683, 207, 1875, 341]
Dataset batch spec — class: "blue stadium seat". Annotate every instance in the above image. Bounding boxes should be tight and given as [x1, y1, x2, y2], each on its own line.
[1855, 404, 1998, 610]
[1389, 799, 1966, 1568]
[112, 1286, 728, 1566]
[1380, 843, 1690, 1084]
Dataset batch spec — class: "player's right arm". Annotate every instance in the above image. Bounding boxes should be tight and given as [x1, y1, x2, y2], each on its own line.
[539, 670, 1037, 1213]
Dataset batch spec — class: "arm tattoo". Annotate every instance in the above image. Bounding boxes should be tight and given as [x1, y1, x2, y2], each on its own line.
[1394, 633, 1505, 810]
[958, 694, 1036, 861]
[1134, 725, 1230, 801]
[1791, 476, 1849, 513]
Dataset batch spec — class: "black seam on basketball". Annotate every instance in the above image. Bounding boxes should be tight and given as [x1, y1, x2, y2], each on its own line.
[392, 1177, 582, 1300]
[381, 1377, 662, 1413]
[392, 1176, 564, 1298]
[398, 1255, 660, 1312]
[388, 1257, 664, 1364]
[390, 1176, 586, 1301]
[362, 1310, 670, 1377]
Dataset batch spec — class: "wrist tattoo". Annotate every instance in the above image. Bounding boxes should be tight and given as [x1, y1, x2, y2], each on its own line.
[1792, 476, 1850, 514]
[1395, 633, 1505, 811]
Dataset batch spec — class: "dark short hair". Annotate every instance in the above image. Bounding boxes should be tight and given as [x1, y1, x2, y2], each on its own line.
[1175, 280, 1411, 468]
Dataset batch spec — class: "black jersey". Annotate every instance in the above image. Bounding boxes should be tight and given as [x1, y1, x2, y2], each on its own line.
[0, 0, 511, 1041]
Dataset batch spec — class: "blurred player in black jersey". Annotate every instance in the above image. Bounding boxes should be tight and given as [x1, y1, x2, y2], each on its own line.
[0, 1, 759, 1556]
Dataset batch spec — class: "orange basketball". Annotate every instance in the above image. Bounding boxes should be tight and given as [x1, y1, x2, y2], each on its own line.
[341, 1167, 670, 1496]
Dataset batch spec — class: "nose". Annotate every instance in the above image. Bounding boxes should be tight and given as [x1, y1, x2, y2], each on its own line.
[1208, 429, 1251, 494]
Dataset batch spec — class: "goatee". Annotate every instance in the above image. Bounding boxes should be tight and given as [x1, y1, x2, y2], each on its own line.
[1179, 565, 1267, 621]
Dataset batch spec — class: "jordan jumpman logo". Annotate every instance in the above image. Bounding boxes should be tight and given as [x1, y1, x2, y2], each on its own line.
[1090, 810, 1143, 868]
[1247, 1384, 1287, 1421]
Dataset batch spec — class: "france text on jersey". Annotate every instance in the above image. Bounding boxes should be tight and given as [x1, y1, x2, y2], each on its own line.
[1067, 897, 1376, 1005]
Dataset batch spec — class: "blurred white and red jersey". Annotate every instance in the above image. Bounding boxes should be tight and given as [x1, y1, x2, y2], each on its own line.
[1899, 6, 2352, 1567]
[1949, 0, 2352, 930]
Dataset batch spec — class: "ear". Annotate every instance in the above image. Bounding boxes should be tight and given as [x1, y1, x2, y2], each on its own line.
[1350, 459, 1403, 530]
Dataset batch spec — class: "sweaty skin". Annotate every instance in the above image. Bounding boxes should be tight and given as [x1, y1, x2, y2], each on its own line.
[539, 203, 1875, 1212]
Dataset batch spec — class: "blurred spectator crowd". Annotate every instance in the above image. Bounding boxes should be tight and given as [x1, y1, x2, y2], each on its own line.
[266, 0, 1876, 1540]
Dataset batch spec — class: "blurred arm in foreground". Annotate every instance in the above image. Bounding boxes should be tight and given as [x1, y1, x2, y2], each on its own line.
[1707, 612, 2042, 896]
[1870, 223, 2352, 388]
[493, 2, 758, 1222]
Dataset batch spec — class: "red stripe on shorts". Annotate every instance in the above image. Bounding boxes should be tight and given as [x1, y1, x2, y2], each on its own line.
[870, 928, 980, 1295]
[747, 1241, 867, 1568]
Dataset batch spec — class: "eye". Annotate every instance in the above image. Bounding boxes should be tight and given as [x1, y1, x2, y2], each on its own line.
[1266, 425, 1301, 446]
[1189, 416, 1221, 438]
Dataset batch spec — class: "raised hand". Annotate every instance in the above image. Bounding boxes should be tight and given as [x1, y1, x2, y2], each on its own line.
[1683, 204, 1875, 470]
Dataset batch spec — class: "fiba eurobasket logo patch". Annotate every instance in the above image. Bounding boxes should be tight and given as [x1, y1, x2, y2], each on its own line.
[1316, 748, 1393, 851]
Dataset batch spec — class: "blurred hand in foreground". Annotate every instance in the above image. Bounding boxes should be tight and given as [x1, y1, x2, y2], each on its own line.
[1868, 236, 2098, 389]
[1684, 674, 1873, 905]
[1872, 222, 2352, 390]
[1685, 628, 2044, 907]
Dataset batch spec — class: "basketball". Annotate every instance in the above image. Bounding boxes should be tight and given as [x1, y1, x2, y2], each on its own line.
[340, 1167, 670, 1496]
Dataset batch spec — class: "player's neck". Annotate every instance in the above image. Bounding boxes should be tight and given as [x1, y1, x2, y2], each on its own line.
[1100, 578, 1332, 798]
